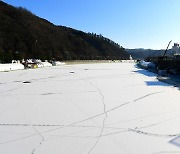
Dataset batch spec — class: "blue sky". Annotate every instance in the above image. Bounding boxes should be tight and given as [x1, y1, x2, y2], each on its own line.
[3, 0, 180, 49]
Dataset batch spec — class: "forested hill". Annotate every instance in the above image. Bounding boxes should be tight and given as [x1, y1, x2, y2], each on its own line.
[0, 1, 130, 62]
[127, 48, 166, 60]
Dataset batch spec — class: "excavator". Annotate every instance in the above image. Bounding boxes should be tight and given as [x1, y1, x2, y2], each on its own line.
[163, 40, 172, 57]
[156, 40, 172, 76]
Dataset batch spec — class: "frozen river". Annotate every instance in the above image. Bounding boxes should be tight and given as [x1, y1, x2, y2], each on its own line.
[0, 62, 180, 154]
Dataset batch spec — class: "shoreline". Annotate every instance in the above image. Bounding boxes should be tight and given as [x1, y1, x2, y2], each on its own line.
[137, 64, 180, 88]
[63, 60, 115, 65]
[0, 60, 136, 72]
[63, 60, 135, 65]
[146, 68, 180, 88]
[157, 75, 180, 88]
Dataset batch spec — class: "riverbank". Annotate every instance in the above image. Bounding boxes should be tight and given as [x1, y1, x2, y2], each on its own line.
[64, 60, 135, 65]
[157, 75, 180, 88]
[137, 63, 180, 89]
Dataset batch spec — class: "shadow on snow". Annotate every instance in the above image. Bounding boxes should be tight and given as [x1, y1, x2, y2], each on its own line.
[133, 68, 171, 87]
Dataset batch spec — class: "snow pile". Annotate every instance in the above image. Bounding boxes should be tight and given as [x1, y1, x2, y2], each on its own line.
[52, 61, 65, 66]
[36, 63, 44, 68]
[138, 60, 155, 69]
[42, 62, 52, 67]
[0, 63, 24, 72]
[121, 60, 136, 63]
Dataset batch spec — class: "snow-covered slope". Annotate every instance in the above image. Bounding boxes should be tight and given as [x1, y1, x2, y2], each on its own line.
[0, 62, 180, 154]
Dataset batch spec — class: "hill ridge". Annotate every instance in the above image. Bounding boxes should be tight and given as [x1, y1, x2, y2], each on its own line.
[0, 1, 130, 62]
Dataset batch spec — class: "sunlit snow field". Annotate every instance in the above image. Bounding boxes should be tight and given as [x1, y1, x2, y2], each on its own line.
[0, 62, 180, 154]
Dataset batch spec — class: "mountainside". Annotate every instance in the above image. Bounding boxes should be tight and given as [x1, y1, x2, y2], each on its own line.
[127, 48, 165, 60]
[0, 1, 130, 62]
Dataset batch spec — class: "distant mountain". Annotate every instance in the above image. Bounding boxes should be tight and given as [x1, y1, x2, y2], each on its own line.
[126, 48, 168, 60]
[0, 1, 130, 62]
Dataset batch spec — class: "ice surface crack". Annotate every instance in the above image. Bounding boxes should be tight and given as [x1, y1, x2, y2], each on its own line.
[30, 124, 45, 154]
[134, 91, 164, 102]
[24, 104, 45, 154]
[0, 92, 165, 146]
[153, 151, 180, 154]
[84, 80, 107, 154]
[128, 128, 179, 138]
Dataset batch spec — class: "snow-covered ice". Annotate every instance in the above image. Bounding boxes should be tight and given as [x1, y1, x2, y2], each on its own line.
[0, 62, 180, 154]
[0, 63, 24, 72]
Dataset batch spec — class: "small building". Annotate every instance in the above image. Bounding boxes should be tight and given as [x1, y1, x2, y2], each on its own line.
[172, 43, 180, 55]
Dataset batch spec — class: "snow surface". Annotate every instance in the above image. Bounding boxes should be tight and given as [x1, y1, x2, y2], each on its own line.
[0, 63, 24, 72]
[0, 62, 180, 154]
[41, 62, 52, 67]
